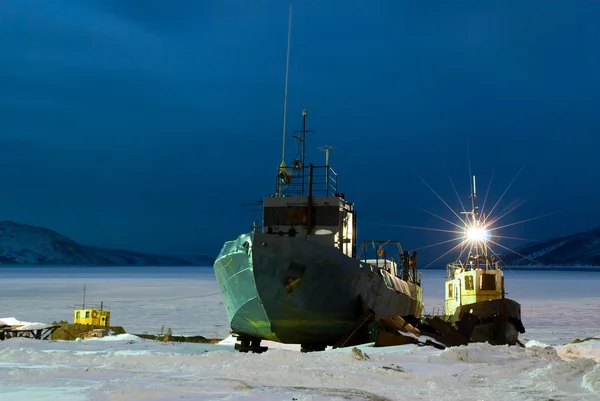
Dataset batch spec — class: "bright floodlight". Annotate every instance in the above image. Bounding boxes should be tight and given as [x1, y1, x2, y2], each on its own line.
[466, 226, 491, 243]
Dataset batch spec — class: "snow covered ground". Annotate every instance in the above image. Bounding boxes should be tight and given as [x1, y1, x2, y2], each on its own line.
[0, 266, 598, 400]
[1, 334, 599, 400]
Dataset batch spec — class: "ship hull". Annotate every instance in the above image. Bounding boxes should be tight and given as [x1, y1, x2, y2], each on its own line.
[214, 232, 423, 345]
[448, 298, 525, 346]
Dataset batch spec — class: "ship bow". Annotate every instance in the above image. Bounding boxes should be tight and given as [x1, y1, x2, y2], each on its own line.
[213, 233, 277, 341]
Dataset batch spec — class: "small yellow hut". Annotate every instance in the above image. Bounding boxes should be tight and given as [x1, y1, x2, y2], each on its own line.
[73, 303, 110, 327]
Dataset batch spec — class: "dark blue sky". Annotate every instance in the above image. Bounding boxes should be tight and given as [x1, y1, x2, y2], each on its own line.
[1, 0, 599, 263]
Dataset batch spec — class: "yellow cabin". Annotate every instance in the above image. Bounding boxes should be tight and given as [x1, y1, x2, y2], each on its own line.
[74, 306, 110, 327]
[444, 267, 504, 318]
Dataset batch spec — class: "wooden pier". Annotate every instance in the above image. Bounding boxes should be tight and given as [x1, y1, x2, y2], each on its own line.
[0, 324, 60, 341]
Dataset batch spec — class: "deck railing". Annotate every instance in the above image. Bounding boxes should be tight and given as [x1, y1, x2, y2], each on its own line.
[73, 303, 109, 311]
[276, 165, 338, 197]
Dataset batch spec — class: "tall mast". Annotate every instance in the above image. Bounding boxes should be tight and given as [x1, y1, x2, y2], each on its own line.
[471, 175, 484, 258]
[461, 175, 486, 259]
[281, 6, 293, 163]
[301, 109, 307, 194]
[463, 174, 478, 227]
[471, 175, 477, 221]
[470, 175, 489, 261]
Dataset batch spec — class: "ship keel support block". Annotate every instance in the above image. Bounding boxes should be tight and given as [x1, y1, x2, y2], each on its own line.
[234, 336, 268, 353]
[300, 343, 326, 353]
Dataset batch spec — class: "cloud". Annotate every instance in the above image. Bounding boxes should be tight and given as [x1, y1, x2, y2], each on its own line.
[88, 0, 214, 35]
[2, 0, 164, 51]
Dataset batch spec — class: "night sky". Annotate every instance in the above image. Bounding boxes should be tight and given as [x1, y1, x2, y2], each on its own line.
[1, 0, 599, 264]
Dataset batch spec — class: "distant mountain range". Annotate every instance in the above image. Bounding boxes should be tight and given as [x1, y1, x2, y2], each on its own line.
[3, 219, 597, 267]
[0, 221, 214, 266]
[500, 226, 600, 267]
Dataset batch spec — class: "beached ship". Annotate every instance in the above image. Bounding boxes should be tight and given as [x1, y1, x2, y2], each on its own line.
[213, 109, 423, 352]
[443, 176, 525, 345]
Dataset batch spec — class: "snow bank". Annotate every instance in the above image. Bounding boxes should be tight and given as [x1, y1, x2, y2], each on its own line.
[1, 337, 597, 400]
[0, 317, 52, 330]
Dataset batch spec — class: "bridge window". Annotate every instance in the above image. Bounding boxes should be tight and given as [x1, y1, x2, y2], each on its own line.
[480, 274, 496, 291]
[465, 275, 474, 290]
[447, 283, 453, 298]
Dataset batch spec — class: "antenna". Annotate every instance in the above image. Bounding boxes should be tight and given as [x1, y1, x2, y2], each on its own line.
[281, 5, 293, 163]
[319, 145, 334, 195]
[471, 175, 478, 219]
[82, 284, 86, 309]
[318, 145, 334, 167]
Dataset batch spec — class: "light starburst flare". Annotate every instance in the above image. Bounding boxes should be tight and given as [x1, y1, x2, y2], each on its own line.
[464, 221, 492, 244]
[366, 165, 566, 269]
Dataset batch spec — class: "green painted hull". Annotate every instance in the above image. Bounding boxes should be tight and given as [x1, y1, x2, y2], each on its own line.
[214, 232, 423, 345]
[213, 233, 275, 340]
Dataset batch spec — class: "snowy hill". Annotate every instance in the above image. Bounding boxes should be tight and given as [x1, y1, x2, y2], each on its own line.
[501, 226, 600, 266]
[0, 221, 213, 266]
